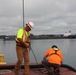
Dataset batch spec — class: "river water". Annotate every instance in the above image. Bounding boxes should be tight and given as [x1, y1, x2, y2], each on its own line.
[0, 39, 76, 69]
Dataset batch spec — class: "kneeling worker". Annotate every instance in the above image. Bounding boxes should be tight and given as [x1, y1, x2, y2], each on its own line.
[42, 45, 63, 75]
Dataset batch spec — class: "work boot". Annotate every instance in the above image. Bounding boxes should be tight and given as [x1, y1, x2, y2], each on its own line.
[23, 74, 29, 75]
[47, 73, 54, 75]
[14, 69, 19, 75]
[14, 71, 19, 75]
[54, 68, 60, 75]
[14, 71, 23, 75]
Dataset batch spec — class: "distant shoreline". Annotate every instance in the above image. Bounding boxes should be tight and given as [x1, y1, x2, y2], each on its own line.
[3, 37, 76, 41]
[0, 34, 76, 41]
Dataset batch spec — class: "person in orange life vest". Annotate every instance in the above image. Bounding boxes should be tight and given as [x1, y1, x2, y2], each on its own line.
[42, 45, 63, 75]
[14, 22, 34, 75]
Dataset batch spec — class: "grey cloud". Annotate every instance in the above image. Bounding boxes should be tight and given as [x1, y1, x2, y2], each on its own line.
[0, 0, 76, 35]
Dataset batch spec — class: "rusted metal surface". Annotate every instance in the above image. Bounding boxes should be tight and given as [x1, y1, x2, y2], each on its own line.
[0, 63, 76, 75]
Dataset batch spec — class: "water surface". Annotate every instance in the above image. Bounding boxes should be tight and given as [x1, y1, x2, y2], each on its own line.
[0, 39, 76, 69]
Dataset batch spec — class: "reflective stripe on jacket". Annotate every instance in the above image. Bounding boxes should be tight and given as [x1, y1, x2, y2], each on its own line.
[15, 28, 30, 45]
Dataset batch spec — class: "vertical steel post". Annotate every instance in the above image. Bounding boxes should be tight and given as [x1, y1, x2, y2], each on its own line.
[22, 0, 25, 28]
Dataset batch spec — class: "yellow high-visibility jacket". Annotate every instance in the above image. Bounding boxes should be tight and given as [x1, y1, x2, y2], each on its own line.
[15, 28, 30, 46]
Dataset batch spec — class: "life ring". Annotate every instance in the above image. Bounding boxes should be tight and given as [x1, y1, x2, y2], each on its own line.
[0, 70, 11, 74]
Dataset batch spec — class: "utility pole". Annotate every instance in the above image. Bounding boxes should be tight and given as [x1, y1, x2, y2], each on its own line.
[22, 0, 25, 28]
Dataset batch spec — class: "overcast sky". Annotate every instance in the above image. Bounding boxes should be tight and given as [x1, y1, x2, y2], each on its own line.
[0, 0, 76, 35]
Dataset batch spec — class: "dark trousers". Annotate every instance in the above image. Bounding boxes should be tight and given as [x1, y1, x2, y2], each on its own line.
[42, 60, 61, 75]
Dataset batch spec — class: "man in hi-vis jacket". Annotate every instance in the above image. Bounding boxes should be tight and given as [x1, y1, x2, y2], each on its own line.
[14, 22, 34, 75]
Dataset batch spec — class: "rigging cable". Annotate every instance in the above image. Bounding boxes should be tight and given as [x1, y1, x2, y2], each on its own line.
[31, 49, 42, 75]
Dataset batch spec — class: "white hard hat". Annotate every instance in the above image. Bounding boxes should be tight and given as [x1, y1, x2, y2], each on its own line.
[27, 22, 34, 29]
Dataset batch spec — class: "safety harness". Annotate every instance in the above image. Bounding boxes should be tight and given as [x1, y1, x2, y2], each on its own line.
[49, 50, 61, 58]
